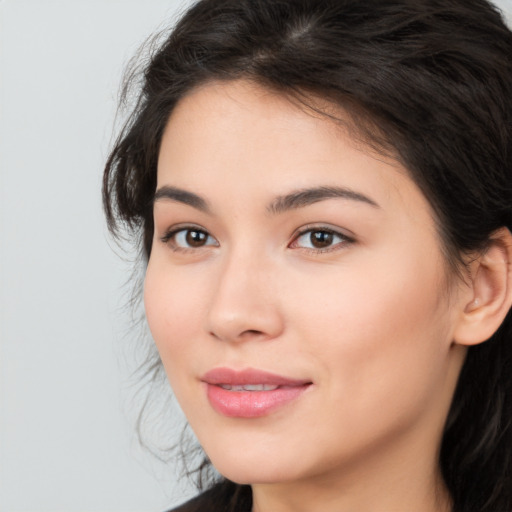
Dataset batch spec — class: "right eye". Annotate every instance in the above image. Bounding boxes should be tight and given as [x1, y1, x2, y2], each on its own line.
[161, 227, 219, 250]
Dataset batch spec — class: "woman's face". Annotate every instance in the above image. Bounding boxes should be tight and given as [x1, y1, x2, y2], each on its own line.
[145, 80, 466, 486]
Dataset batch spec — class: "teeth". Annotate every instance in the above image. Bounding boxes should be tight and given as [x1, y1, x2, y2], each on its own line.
[219, 384, 279, 391]
[245, 384, 279, 391]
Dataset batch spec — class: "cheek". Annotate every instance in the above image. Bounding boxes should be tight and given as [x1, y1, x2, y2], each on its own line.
[143, 260, 203, 380]
[292, 251, 453, 416]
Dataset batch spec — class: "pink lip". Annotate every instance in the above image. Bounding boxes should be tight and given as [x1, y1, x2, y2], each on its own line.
[202, 368, 312, 418]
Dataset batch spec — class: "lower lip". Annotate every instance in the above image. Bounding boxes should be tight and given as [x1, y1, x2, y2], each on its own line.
[206, 384, 310, 418]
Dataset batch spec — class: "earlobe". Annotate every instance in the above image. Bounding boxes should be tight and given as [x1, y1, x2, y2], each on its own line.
[453, 227, 512, 346]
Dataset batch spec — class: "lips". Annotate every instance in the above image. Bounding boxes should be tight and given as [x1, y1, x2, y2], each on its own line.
[202, 368, 312, 418]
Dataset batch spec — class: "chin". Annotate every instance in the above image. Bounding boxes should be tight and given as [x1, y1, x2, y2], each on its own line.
[214, 463, 296, 486]
[206, 444, 301, 485]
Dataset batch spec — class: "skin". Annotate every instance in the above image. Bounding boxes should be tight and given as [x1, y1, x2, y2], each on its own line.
[144, 80, 473, 512]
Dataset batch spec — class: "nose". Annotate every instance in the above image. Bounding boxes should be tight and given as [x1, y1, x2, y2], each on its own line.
[205, 250, 284, 343]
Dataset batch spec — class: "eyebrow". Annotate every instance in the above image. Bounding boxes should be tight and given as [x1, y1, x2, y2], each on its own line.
[153, 184, 380, 214]
[154, 185, 211, 213]
[267, 186, 380, 214]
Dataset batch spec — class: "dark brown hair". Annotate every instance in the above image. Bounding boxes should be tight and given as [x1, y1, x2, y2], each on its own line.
[104, 1, 512, 511]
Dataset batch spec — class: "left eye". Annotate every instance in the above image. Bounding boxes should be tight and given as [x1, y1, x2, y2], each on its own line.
[166, 228, 218, 249]
[291, 229, 350, 250]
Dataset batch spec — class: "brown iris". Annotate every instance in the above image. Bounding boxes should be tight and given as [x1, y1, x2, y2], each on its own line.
[310, 231, 334, 248]
[185, 229, 208, 247]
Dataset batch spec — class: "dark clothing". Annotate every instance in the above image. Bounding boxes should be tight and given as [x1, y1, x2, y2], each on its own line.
[167, 481, 252, 512]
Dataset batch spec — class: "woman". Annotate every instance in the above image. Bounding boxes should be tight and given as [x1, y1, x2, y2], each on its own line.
[103, 0, 512, 511]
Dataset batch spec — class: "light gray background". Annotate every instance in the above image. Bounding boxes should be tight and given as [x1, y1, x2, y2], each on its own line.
[0, 1, 196, 511]
[1, 1, 511, 511]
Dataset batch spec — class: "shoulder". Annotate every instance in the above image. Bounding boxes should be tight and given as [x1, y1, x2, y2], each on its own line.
[165, 481, 252, 512]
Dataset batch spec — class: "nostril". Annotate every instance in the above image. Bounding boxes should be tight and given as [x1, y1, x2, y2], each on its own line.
[209, 330, 221, 340]
[244, 329, 263, 336]
[209, 328, 267, 342]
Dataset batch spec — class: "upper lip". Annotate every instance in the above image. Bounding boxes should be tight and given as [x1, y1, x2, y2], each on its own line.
[201, 367, 311, 387]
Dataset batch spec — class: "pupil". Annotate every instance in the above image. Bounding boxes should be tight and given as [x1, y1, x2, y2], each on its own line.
[186, 230, 207, 247]
[311, 231, 333, 248]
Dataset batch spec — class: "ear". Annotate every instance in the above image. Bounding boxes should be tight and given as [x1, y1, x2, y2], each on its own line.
[453, 227, 512, 346]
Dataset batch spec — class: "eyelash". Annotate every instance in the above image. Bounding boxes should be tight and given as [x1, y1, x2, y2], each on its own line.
[159, 225, 354, 253]
[160, 225, 218, 252]
[289, 226, 354, 253]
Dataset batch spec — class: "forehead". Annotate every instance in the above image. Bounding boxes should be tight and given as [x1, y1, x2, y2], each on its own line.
[158, 80, 404, 191]
[158, 81, 429, 221]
